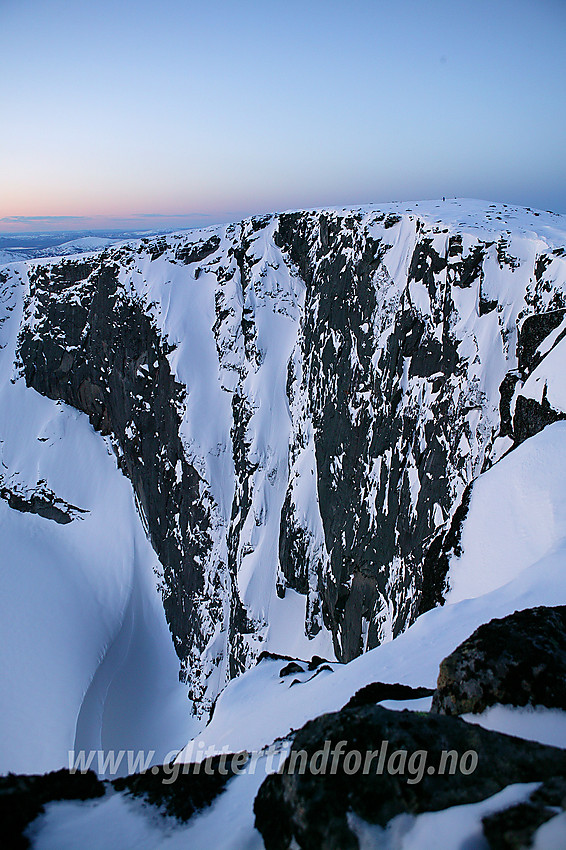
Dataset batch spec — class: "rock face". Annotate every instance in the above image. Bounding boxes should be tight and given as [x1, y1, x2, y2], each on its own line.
[17, 258, 216, 692]
[4, 201, 566, 709]
[253, 704, 566, 850]
[431, 605, 566, 715]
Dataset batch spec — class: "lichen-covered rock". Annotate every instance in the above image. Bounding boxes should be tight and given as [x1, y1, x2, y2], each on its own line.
[253, 704, 566, 850]
[431, 605, 566, 715]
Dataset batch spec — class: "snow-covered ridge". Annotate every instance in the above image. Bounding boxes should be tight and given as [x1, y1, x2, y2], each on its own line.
[2, 198, 566, 720]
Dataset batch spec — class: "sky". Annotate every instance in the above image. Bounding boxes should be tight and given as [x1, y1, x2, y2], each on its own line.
[0, 0, 565, 232]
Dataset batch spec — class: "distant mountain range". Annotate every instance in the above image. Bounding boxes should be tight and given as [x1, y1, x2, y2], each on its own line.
[0, 228, 184, 265]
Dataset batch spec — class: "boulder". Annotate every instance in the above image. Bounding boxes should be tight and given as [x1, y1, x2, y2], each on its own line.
[342, 681, 433, 709]
[253, 704, 566, 850]
[431, 606, 566, 715]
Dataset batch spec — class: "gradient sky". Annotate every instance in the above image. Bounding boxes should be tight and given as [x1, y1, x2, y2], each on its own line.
[1, 0, 565, 232]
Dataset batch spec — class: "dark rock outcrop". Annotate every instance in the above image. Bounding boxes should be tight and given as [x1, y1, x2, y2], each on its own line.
[280, 661, 306, 677]
[342, 681, 434, 710]
[254, 704, 566, 850]
[517, 309, 566, 378]
[512, 393, 566, 445]
[0, 481, 87, 524]
[113, 752, 247, 822]
[0, 769, 104, 850]
[431, 606, 566, 715]
[2, 755, 247, 848]
[482, 776, 566, 849]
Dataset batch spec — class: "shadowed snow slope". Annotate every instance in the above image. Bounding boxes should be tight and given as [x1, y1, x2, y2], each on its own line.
[0, 269, 195, 775]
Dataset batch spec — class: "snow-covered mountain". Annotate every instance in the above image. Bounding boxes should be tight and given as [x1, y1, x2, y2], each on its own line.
[1, 198, 566, 800]
[0, 235, 125, 267]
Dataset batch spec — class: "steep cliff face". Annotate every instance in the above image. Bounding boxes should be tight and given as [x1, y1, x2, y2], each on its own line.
[17, 258, 215, 694]
[274, 207, 566, 661]
[5, 200, 566, 711]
